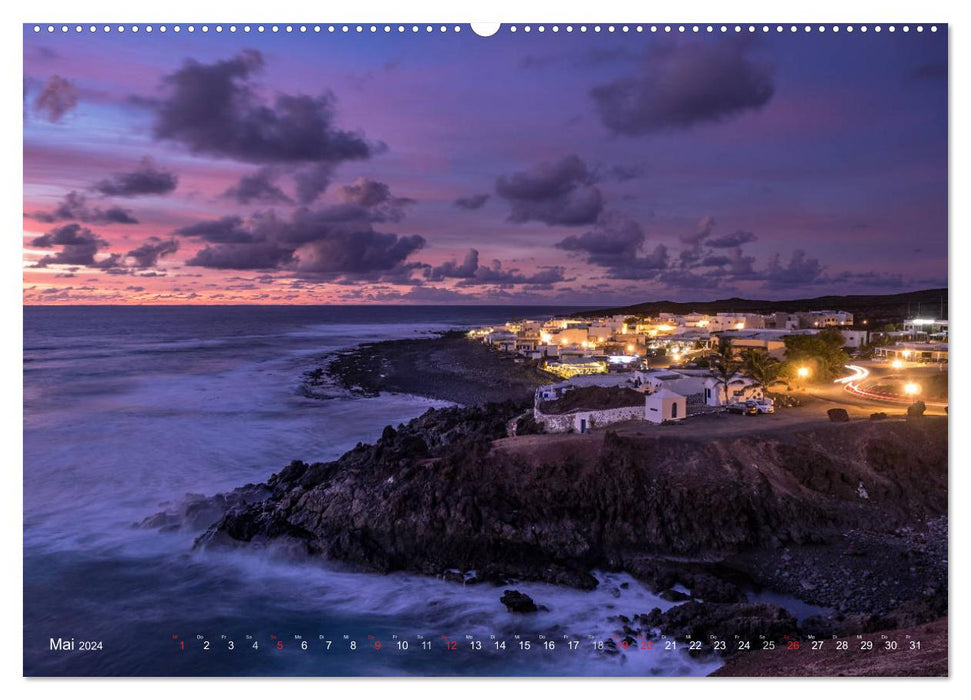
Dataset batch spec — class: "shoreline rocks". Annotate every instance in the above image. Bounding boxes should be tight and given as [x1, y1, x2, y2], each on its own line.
[307, 330, 557, 406]
[500, 590, 540, 613]
[189, 400, 946, 647]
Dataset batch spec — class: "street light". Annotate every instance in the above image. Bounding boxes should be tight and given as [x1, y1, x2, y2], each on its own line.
[797, 366, 810, 379]
[903, 382, 921, 398]
[891, 359, 903, 369]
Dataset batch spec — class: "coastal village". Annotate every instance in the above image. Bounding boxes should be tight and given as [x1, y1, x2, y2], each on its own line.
[469, 309, 949, 434]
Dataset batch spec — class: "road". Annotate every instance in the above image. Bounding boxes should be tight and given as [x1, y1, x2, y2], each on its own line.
[808, 359, 947, 416]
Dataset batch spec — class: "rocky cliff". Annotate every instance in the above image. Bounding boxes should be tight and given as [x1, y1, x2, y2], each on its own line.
[195, 406, 947, 604]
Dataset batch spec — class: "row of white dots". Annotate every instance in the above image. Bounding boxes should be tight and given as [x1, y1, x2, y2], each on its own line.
[510, 24, 938, 34]
[31, 24, 940, 34]
[33, 25, 465, 33]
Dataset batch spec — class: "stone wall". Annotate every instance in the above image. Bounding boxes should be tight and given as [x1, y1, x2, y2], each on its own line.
[534, 404, 645, 433]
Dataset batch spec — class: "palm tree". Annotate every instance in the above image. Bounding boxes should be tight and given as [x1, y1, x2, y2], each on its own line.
[709, 341, 742, 406]
[741, 349, 784, 396]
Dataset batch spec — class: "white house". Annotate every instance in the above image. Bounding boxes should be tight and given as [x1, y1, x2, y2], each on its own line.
[840, 329, 869, 349]
[645, 389, 687, 424]
[703, 375, 762, 406]
[633, 369, 707, 400]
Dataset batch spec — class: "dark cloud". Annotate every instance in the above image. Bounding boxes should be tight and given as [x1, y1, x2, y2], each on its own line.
[496, 155, 603, 226]
[457, 262, 566, 287]
[33, 75, 78, 123]
[125, 238, 179, 268]
[591, 38, 775, 135]
[31, 224, 176, 273]
[27, 191, 138, 225]
[292, 228, 424, 277]
[293, 163, 336, 204]
[557, 212, 668, 280]
[706, 229, 758, 248]
[424, 248, 566, 287]
[454, 193, 490, 210]
[93, 158, 178, 197]
[340, 177, 394, 207]
[152, 50, 372, 178]
[175, 200, 425, 277]
[701, 254, 731, 267]
[426, 248, 480, 280]
[188, 241, 294, 270]
[223, 168, 293, 205]
[607, 244, 669, 279]
[175, 216, 257, 244]
[30, 223, 114, 268]
[339, 177, 414, 221]
[679, 215, 715, 245]
[679, 247, 703, 267]
[714, 247, 759, 278]
[556, 212, 645, 265]
[763, 249, 825, 288]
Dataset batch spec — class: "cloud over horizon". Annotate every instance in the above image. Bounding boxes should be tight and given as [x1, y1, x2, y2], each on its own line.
[33, 75, 78, 123]
[151, 50, 374, 204]
[93, 158, 178, 197]
[496, 155, 604, 226]
[175, 181, 425, 278]
[591, 37, 775, 135]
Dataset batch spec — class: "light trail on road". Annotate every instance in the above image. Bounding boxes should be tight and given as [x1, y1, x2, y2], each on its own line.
[837, 363, 948, 409]
[834, 364, 869, 384]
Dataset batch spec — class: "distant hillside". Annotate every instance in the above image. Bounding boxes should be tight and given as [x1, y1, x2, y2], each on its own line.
[579, 288, 947, 326]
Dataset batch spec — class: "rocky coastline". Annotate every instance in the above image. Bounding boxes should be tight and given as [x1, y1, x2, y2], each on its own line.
[305, 330, 557, 406]
[143, 334, 948, 676]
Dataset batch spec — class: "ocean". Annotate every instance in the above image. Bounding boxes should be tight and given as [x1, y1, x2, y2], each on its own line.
[23, 305, 721, 677]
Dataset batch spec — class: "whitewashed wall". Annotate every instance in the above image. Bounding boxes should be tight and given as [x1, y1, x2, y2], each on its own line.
[533, 404, 645, 433]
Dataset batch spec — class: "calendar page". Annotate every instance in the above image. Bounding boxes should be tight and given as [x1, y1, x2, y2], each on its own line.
[22, 21, 947, 678]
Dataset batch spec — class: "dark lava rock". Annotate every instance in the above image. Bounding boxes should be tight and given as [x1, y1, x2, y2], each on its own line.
[688, 573, 745, 603]
[800, 614, 846, 638]
[197, 404, 946, 607]
[140, 484, 269, 532]
[870, 412, 888, 421]
[636, 608, 664, 629]
[659, 589, 691, 602]
[827, 408, 850, 422]
[500, 589, 538, 613]
[907, 401, 927, 417]
[652, 601, 799, 642]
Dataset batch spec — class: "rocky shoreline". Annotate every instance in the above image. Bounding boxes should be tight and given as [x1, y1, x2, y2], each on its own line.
[305, 330, 557, 406]
[169, 389, 947, 675]
[139, 333, 947, 676]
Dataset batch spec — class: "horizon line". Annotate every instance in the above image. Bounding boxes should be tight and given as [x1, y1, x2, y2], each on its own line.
[22, 286, 949, 310]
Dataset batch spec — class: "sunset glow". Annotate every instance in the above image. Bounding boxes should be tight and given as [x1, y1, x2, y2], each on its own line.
[23, 27, 946, 305]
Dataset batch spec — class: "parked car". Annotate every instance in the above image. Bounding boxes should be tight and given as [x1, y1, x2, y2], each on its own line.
[751, 398, 775, 414]
[727, 402, 758, 416]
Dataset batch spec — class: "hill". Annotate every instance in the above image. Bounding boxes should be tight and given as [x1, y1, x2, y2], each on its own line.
[579, 288, 947, 326]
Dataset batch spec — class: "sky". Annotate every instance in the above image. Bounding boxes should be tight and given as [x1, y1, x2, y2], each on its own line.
[23, 25, 948, 305]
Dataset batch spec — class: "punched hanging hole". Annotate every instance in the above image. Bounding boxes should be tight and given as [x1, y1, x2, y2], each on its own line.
[470, 23, 501, 37]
